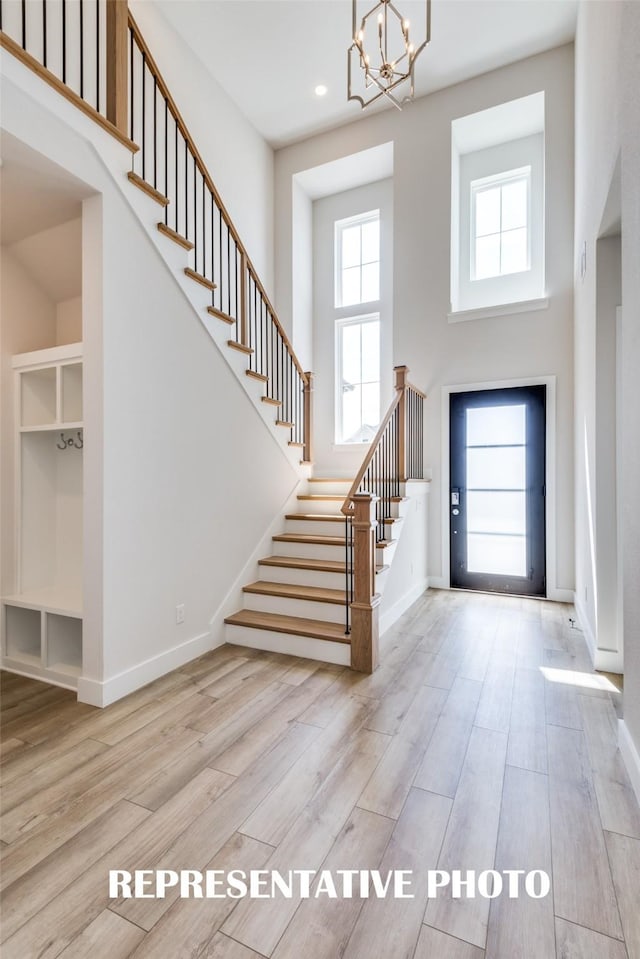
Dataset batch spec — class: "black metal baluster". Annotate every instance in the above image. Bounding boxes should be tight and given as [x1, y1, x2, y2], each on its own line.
[141, 51, 146, 179]
[227, 224, 231, 317]
[164, 99, 168, 224]
[193, 155, 197, 271]
[128, 26, 133, 142]
[210, 192, 215, 305]
[202, 176, 206, 279]
[184, 138, 188, 239]
[62, 0, 67, 82]
[22, 0, 26, 49]
[153, 75, 157, 189]
[218, 205, 222, 313]
[42, 0, 47, 68]
[79, 0, 84, 98]
[174, 121, 179, 234]
[95, 0, 99, 110]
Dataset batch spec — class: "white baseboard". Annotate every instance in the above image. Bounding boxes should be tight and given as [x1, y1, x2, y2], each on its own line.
[77, 630, 220, 707]
[619, 719, 640, 806]
[380, 579, 429, 635]
[427, 577, 448, 590]
[574, 593, 596, 664]
[574, 593, 623, 673]
[594, 648, 624, 674]
[547, 587, 575, 603]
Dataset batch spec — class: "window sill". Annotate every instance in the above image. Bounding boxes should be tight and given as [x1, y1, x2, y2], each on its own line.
[447, 296, 549, 324]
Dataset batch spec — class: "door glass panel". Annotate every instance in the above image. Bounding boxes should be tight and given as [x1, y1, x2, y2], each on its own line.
[467, 447, 525, 489]
[467, 533, 526, 576]
[467, 491, 526, 535]
[467, 405, 525, 446]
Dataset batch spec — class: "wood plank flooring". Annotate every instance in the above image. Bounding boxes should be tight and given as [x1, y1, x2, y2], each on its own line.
[1, 589, 638, 959]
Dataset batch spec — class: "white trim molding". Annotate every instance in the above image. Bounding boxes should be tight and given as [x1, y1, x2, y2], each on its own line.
[618, 720, 640, 807]
[77, 629, 218, 707]
[439, 375, 567, 601]
[447, 296, 549, 324]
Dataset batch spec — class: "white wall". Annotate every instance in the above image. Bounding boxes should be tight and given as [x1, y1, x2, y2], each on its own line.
[275, 45, 575, 596]
[129, 0, 275, 295]
[312, 179, 393, 475]
[96, 183, 299, 701]
[56, 296, 82, 344]
[0, 248, 57, 598]
[574, 0, 640, 773]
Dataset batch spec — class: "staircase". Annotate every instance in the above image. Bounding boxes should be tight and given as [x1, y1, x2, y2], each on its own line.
[0, 2, 426, 678]
[224, 476, 409, 666]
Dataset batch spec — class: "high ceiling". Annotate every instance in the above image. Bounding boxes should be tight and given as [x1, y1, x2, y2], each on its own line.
[156, 0, 579, 148]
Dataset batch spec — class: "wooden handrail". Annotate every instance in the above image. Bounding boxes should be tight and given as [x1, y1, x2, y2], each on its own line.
[128, 12, 307, 387]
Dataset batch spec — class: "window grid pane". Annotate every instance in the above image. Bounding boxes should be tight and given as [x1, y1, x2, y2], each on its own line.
[472, 171, 530, 282]
[337, 213, 380, 307]
[339, 318, 380, 443]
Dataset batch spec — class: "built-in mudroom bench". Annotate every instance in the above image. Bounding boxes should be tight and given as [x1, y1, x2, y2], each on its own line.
[2, 343, 83, 690]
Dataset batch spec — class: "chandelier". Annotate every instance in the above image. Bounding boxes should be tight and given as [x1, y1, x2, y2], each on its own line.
[348, 0, 431, 110]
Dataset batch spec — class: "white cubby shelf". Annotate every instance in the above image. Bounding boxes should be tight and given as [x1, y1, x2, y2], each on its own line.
[2, 343, 84, 690]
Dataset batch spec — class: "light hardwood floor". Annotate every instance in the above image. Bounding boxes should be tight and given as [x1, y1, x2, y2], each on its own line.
[1, 589, 639, 959]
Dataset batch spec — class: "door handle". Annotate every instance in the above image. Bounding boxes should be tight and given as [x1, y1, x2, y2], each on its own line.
[451, 489, 460, 506]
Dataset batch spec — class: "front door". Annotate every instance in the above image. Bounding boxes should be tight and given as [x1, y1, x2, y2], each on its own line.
[450, 385, 546, 596]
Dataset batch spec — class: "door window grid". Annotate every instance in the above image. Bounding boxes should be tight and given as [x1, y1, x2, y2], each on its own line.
[471, 168, 530, 281]
[335, 212, 380, 307]
[465, 404, 527, 576]
[336, 316, 380, 444]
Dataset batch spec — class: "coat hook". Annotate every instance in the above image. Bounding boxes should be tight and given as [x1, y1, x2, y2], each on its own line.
[75, 430, 84, 450]
[57, 433, 67, 450]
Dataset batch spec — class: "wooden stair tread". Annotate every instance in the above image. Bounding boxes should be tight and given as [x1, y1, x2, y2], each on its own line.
[228, 340, 253, 354]
[273, 532, 346, 546]
[224, 609, 350, 644]
[184, 267, 216, 291]
[243, 581, 346, 605]
[157, 222, 193, 250]
[308, 477, 354, 484]
[259, 555, 349, 573]
[208, 306, 235, 325]
[246, 369, 268, 382]
[262, 397, 282, 407]
[127, 171, 169, 206]
[285, 513, 344, 523]
[297, 494, 345, 502]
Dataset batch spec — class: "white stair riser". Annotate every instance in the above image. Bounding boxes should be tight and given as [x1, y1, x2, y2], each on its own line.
[285, 519, 346, 536]
[381, 521, 403, 542]
[377, 542, 398, 565]
[225, 625, 350, 666]
[307, 483, 353, 496]
[296, 499, 345, 515]
[243, 592, 347, 624]
[258, 564, 348, 590]
[273, 540, 347, 562]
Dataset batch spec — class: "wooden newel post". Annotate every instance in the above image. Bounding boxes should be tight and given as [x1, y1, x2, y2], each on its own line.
[106, 0, 129, 135]
[303, 371, 314, 464]
[350, 493, 380, 674]
[394, 364, 408, 483]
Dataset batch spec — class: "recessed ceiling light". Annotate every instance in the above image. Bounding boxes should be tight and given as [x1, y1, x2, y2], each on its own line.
[315, 85, 328, 97]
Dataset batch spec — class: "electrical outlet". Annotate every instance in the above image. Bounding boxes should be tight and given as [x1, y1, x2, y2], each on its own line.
[176, 604, 185, 625]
